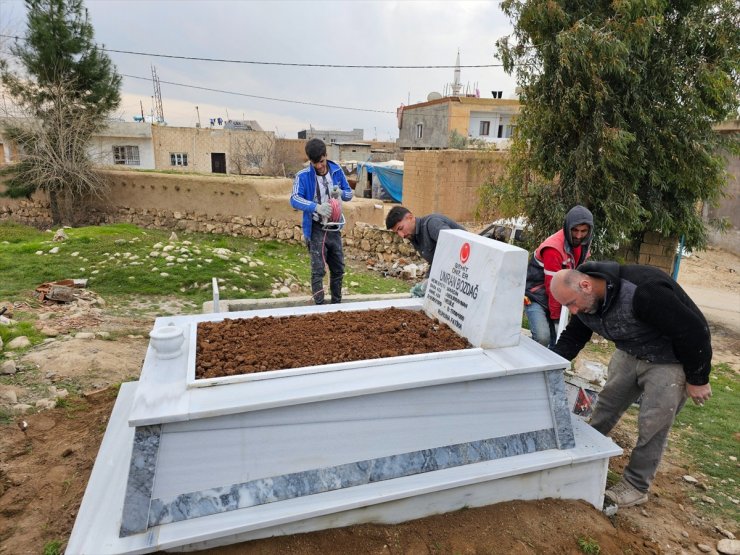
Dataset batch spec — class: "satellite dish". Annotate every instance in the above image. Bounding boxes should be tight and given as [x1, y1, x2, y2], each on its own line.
[427, 91, 443, 101]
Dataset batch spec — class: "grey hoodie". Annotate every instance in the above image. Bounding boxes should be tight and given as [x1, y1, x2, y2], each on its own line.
[562, 205, 594, 251]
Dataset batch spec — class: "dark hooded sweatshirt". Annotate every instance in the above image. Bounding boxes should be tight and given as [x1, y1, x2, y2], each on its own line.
[552, 261, 712, 386]
[525, 205, 594, 318]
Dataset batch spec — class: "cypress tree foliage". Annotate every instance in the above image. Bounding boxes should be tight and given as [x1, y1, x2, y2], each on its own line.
[1, 0, 121, 224]
[481, 0, 739, 256]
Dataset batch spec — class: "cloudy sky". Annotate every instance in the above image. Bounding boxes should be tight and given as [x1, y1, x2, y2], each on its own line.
[2, 0, 518, 140]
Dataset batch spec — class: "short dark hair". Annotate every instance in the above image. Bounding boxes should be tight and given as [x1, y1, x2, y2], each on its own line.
[385, 206, 411, 229]
[305, 138, 327, 163]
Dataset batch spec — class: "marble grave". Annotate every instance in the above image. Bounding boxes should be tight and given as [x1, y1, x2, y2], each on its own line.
[66, 230, 620, 554]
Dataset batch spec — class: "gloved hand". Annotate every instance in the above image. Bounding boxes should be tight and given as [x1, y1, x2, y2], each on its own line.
[316, 202, 332, 219]
[410, 279, 428, 298]
[331, 186, 342, 199]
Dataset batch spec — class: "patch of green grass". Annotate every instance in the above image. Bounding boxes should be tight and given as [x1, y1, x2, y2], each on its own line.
[0, 406, 12, 425]
[582, 339, 615, 357]
[0, 365, 45, 393]
[42, 539, 63, 555]
[0, 320, 45, 359]
[673, 362, 739, 522]
[0, 221, 46, 243]
[521, 313, 530, 331]
[60, 397, 90, 419]
[61, 475, 75, 495]
[577, 536, 601, 554]
[0, 222, 407, 307]
[108, 376, 141, 398]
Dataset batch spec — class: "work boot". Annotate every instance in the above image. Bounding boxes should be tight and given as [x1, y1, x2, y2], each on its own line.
[605, 479, 648, 507]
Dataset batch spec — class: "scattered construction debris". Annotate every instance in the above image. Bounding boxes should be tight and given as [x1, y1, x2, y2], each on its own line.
[35, 279, 89, 303]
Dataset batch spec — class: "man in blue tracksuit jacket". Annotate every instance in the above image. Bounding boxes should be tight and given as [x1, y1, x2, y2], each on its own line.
[290, 138, 353, 304]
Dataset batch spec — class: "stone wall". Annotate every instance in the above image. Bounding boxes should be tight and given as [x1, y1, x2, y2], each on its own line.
[637, 232, 678, 275]
[0, 169, 418, 264]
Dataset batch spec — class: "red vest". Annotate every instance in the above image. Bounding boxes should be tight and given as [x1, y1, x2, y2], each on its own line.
[533, 230, 586, 271]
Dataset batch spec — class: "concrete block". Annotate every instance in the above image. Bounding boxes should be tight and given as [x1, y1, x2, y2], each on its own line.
[639, 243, 663, 256]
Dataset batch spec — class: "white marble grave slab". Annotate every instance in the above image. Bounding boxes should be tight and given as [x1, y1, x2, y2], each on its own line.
[152, 373, 553, 498]
[423, 229, 528, 349]
[67, 381, 621, 554]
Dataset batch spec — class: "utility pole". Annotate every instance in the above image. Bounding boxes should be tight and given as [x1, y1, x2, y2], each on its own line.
[151, 65, 165, 123]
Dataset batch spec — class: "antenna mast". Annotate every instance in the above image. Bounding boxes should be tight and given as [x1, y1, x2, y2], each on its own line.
[151, 65, 165, 123]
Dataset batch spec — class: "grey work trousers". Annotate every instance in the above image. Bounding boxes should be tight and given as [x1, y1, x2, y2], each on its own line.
[590, 349, 687, 493]
[307, 221, 344, 305]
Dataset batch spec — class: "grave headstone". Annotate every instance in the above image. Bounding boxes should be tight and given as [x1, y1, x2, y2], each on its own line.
[423, 229, 528, 348]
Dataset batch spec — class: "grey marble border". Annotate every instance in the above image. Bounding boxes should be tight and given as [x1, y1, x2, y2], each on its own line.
[545, 369, 576, 449]
[120, 425, 162, 537]
[148, 427, 557, 527]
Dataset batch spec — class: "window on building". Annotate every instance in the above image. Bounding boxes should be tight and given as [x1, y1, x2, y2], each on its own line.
[113, 145, 140, 166]
[504, 125, 516, 139]
[415, 123, 423, 140]
[479, 121, 490, 136]
[170, 153, 188, 166]
[497, 125, 504, 139]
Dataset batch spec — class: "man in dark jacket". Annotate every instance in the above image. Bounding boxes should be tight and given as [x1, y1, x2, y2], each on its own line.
[551, 262, 712, 508]
[525, 205, 594, 348]
[386, 206, 465, 297]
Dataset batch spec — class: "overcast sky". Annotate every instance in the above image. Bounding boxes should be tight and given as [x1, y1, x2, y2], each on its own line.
[2, 0, 518, 140]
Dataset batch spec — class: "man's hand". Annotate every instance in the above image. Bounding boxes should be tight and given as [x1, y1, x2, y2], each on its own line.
[331, 187, 341, 199]
[316, 203, 332, 218]
[686, 383, 712, 406]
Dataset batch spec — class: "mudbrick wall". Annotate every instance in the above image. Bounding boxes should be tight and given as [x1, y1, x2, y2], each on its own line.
[636, 231, 678, 275]
[402, 150, 508, 222]
[0, 170, 420, 264]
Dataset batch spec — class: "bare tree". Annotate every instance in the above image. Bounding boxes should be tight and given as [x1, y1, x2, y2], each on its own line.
[229, 131, 299, 177]
[1, 78, 110, 225]
[1, 0, 120, 225]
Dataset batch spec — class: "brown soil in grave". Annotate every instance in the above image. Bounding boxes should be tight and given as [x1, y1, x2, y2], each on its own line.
[196, 307, 472, 379]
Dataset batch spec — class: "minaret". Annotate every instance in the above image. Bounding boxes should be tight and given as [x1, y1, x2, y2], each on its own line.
[451, 49, 462, 96]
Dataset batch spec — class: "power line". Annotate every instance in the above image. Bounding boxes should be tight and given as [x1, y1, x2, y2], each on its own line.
[121, 74, 395, 114]
[108, 48, 504, 69]
[0, 34, 504, 69]
[0, 46, 396, 113]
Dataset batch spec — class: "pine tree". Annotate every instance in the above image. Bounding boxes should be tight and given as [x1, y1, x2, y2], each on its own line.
[481, 0, 739, 255]
[1, 0, 121, 224]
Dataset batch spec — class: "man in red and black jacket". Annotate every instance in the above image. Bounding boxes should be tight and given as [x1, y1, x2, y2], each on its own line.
[525, 205, 594, 347]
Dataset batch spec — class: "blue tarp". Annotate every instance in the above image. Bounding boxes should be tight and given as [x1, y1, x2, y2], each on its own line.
[358, 162, 403, 202]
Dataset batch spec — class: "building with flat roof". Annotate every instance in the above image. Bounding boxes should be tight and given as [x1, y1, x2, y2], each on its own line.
[298, 128, 364, 144]
[397, 97, 520, 150]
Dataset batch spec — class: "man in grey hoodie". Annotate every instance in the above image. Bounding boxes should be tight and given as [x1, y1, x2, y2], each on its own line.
[524, 206, 594, 347]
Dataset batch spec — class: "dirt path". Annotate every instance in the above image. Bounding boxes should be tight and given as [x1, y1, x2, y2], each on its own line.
[0, 249, 738, 555]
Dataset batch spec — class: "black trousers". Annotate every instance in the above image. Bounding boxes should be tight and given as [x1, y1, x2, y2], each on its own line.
[307, 221, 344, 304]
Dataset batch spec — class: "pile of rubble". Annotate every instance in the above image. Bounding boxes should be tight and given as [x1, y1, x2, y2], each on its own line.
[364, 255, 429, 281]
